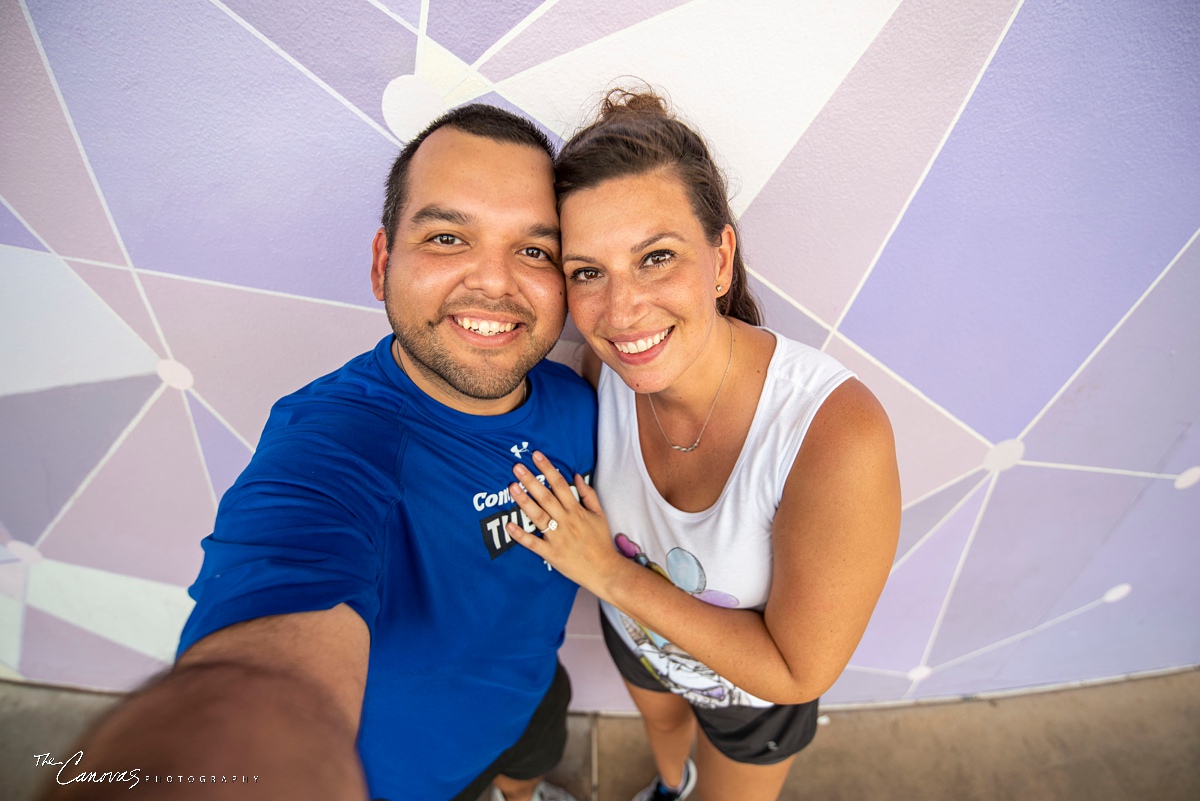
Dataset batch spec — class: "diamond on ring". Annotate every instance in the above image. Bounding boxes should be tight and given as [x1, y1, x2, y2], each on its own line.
[542, 519, 558, 532]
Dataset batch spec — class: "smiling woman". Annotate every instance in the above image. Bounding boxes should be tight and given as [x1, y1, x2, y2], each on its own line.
[504, 89, 902, 801]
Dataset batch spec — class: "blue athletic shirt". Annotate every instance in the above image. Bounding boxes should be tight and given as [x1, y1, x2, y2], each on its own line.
[177, 335, 596, 800]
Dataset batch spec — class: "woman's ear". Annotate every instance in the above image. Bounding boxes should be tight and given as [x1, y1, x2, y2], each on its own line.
[715, 224, 736, 298]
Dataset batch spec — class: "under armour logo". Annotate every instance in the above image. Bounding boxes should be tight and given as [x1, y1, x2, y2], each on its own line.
[510, 441, 530, 458]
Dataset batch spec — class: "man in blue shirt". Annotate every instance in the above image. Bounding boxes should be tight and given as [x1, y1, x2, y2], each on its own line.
[43, 106, 595, 801]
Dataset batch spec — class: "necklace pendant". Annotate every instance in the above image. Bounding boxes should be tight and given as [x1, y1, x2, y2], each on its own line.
[671, 442, 700, 453]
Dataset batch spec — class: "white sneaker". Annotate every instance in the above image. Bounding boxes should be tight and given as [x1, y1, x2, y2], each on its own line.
[489, 780, 579, 801]
[631, 758, 697, 801]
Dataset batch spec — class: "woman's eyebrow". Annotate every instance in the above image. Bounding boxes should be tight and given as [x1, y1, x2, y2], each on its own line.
[631, 231, 684, 252]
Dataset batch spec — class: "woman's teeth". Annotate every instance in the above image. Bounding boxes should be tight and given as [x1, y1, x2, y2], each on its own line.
[456, 317, 517, 336]
[614, 328, 671, 354]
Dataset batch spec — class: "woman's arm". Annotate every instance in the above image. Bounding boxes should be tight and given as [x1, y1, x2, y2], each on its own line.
[507, 378, 900, 704]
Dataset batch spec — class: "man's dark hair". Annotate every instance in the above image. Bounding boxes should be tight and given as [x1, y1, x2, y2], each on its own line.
[381, 105, 555, 249]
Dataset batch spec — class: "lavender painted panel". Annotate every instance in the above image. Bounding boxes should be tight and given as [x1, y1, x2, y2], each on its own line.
[0, 0, 124, 264]
[823, 669, 913, 706]
[222, 0, 416, 130]
[895, 472, 987, 564]
[851, 483, 987, 672]
[427, 0, 544, 65]
[20, 606, 167, 692]
[1023, 234, 1200, 471]
[751, 275, 828, 350]
[66, 261, 164, 355]
[41, 391, 212, 586]
[560, 635, 633, 712]
[0, 202, 43, 251]
[142, 273, 389, 446]
[186, 393, 252, 505]
[739, 0, 1019, 326]
[481, 0, 693, 82]
[927, 467, 1154, 667]
[840, 0, 1200, 442]
[25, 0, 395, 306]
[374, 0, 420, 27]
[989, 471, 1200, 685]
[0, 375, 159, 543]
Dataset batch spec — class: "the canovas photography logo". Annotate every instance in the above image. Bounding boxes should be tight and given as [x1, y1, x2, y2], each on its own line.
[34, 751, 260, 790]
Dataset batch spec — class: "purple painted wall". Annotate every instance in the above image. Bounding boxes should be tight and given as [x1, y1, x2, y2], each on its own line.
[0, 0, 1196, 707]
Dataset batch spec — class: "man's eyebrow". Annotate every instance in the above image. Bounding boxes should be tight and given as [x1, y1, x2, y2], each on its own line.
[408, 205, 475, 227]
[526, 223, 561, 243]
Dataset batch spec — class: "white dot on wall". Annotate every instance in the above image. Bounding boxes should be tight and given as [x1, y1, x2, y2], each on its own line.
[156, 359, 194, 390]
[382, 75, 447, 141]
[6, 541, 43, 563]
[1174, 466, 1200, 490]
[1103, 583, 1132, 603]
[907, 664, 932, 682]
[983, 439, 1026, 472]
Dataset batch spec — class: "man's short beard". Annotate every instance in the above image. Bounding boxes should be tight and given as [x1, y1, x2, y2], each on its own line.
[384, 278, 553, 401]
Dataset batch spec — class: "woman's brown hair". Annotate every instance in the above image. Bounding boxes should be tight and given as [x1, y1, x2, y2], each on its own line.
[555, 88, 762, 326]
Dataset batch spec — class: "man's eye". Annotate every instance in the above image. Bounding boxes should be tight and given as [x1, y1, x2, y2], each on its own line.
[643, 250, 675, 267]
[522, 247, 548, 260]
[431, 234, 462, 246]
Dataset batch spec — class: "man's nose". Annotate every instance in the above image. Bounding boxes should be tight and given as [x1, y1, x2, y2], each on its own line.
[463, 246, 520, 297]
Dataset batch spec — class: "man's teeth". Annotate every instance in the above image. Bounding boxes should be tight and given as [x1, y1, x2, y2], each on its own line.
[614, 328, 671, 354]
[456, 317, 517, 336]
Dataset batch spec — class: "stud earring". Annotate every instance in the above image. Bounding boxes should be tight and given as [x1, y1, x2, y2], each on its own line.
[716, 284, 724, 292]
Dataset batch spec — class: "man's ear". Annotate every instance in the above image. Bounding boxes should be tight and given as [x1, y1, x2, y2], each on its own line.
[371, 228, 389, 301]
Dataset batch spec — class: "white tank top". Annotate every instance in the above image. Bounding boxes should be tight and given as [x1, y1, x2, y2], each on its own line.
[597, 329, 854, 707]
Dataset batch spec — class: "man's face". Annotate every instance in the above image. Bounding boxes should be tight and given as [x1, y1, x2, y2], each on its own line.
[371, 128, 565, 412]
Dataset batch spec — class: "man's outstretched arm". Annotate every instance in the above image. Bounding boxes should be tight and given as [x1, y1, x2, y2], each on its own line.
[39, 603, 370, 801]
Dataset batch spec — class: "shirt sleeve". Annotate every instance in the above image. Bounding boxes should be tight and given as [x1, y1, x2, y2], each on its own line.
[176, 426, 388, 659]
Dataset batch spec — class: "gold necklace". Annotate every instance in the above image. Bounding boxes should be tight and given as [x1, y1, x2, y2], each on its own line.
[646, 318, 733, 453]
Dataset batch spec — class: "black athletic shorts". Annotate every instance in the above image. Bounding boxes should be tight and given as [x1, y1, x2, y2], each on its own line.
[601, 610, 818, 765]
[447, 661, 573, 801]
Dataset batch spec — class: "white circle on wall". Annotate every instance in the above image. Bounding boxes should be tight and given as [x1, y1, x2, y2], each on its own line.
[907, 664, 932, 682]
[382, 75, 447, 141]
[984, 439, 1026, 472]
[6, 540, 43, 563]
[1174, 466, 1200, 490]
[1103, 583, 1132, 603]
[156, 359, 194, 390]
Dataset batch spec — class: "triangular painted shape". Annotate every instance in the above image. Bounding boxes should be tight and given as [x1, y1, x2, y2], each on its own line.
[740, 0, 1021, 325]
[0, 201, 44, 251]
[823, 668, 915, 705]
[0, 588, 21, 667]
[826, 337, 989, 505]
[25, 0, 394, 307]
[497, 0, 903, 213]
[26, 557, 194, 663]
[0, 0, 126, 263]
[427, 0, 545, 65]
[0, 246, 159, 397]
[927, 468, 1153, 667]
[221, 0, 417, 130]
[1023, 233, 1200, 472]
[896, 471, 988, 565]
[185, 392, 252, 505]
[750, 275, 828, 350]
[0, 561, 27, 600]
[39, 390, 214, 586]
[849, 480, 988, 672]
[66, 261, 164, 355]
[0, 374, 160, 543]
[480, 0, 694, 83]
[141, 273, 390, 446]
[19, 606, 168, 692]
[373, 0, 420, 27]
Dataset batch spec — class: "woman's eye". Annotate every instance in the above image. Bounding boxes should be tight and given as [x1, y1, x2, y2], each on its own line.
[643, 250, 675, 267]
[570, 267, 601, 282]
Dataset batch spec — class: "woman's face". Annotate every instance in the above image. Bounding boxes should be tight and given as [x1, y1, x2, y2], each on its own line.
[560, 169, 734, 394]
